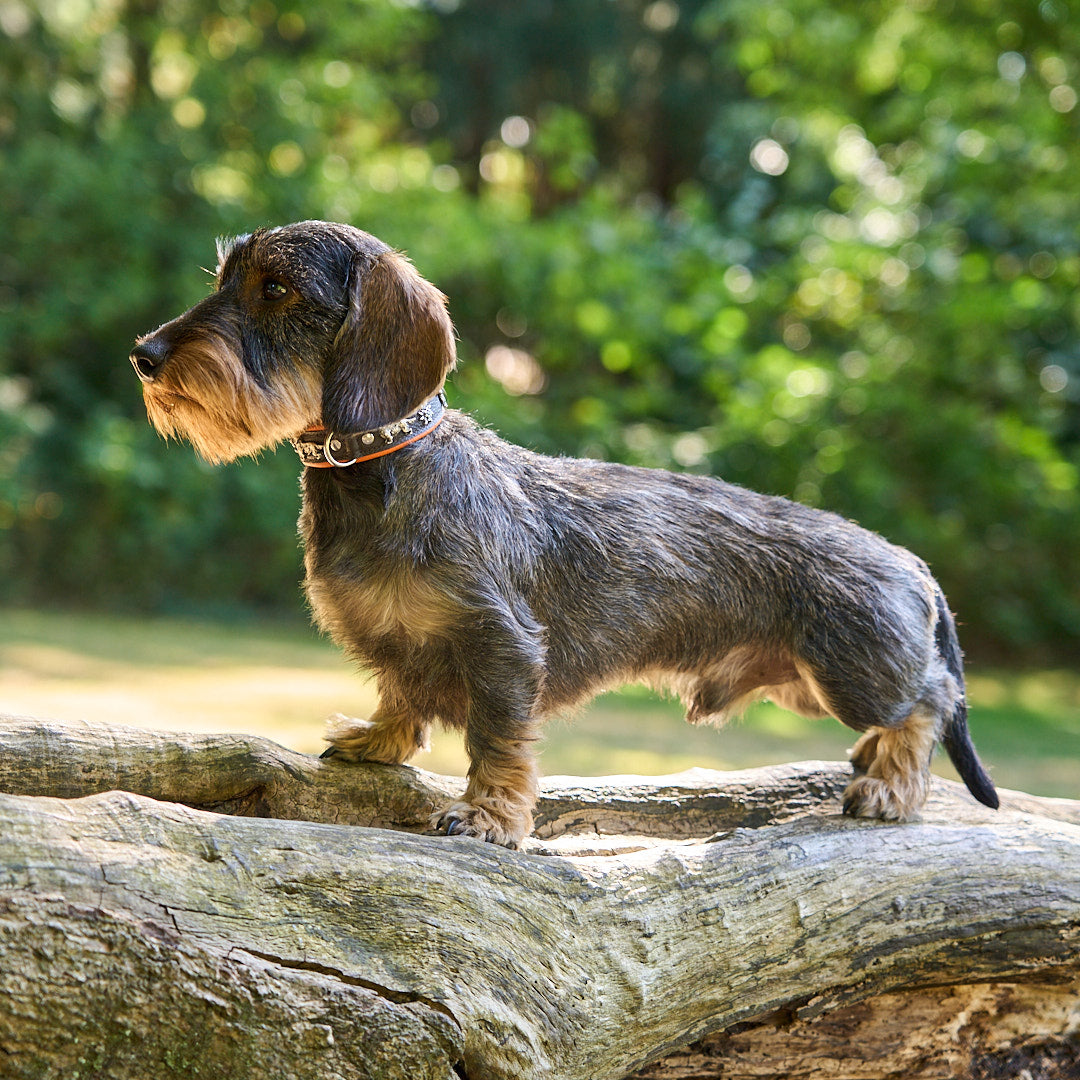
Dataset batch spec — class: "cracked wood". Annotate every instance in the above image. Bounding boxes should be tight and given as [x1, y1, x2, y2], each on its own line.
[0, 714, 1077, 1080]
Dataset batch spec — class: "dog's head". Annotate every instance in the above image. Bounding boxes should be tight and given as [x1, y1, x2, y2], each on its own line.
[130, 221, 456, 463]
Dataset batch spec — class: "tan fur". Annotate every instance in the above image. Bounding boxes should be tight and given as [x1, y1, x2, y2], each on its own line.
[653, 646, 828, 726]
[767, 677, 831, 719]
[849, 729, 881, 774]
[306, 570, 459, 646]
[325, 707, 430, 766]
[843, 709, 938, 821]
[433, 735, 540, 848]
[142, 335, 321, 463]
[315, 573, 459, 768]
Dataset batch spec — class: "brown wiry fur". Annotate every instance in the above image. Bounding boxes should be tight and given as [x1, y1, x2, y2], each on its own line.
[329, 250, 456, 429]
[846, 710, 938, 820]
[305, 570, 460, 646]
[439, 734, 541, 847]
[325, 703, 431, 766]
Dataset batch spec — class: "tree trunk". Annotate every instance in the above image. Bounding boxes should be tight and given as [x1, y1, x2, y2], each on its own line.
[0, 713, 1077, 1080]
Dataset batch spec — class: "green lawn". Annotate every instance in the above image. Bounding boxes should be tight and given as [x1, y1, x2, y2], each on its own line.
[1, 608, 1077, 799]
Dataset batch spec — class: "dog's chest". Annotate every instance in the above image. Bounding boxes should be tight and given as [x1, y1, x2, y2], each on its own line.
[304, 559, 457, 651]
[299, 469, 465, 652]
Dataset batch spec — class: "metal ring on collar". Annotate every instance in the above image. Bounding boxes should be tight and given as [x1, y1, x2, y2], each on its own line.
[322, 432, 358, 468]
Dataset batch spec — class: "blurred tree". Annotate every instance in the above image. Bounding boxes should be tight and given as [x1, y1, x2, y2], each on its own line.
[0, 0, 1076, 660]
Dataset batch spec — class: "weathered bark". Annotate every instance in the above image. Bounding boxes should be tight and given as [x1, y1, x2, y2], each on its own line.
[628, 981, 1080, 1079]
[0, 713, 1077, 1080]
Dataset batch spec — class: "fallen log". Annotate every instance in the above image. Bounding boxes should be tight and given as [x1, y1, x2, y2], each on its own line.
[0, 713, 1077, 1079]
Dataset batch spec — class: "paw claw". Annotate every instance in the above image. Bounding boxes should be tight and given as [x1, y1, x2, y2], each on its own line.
[430, 800, 529, 848]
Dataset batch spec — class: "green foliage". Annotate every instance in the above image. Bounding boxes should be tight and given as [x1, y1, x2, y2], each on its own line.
[0, 0, 1076, 659]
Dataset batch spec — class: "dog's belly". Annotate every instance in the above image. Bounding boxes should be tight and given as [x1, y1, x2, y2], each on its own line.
[537, 634, 831, 726]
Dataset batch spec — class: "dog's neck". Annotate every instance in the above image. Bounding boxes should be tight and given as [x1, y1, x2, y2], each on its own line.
[292, 391, 447, 469]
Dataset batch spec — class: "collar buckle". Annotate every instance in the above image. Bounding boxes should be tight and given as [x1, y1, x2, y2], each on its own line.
[322, 432, 358, 468]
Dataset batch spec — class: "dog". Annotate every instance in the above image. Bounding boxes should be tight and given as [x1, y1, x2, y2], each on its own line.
[130, 219, 999, 847]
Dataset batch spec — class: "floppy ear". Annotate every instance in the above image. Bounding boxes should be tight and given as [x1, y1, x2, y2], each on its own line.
[322, 250, 457, 433]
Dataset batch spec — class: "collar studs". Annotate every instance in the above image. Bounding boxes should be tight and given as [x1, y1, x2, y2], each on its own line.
[291, 391, 447, 469]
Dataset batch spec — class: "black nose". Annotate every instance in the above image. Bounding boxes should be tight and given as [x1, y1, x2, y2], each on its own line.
[130, 337, 170, 383]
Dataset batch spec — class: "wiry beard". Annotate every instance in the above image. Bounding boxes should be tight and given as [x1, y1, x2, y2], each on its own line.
[141, 333, 322, 464]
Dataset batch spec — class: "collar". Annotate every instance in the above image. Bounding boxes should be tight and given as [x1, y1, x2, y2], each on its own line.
[292, 391, 447, 468]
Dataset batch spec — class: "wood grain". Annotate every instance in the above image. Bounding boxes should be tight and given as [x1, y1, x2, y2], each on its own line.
[0, 714, 1076, 1079]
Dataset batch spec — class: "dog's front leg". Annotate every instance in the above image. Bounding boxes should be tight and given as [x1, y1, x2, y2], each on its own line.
[432, 624, 544, 849]
[323, 690, 431, 766]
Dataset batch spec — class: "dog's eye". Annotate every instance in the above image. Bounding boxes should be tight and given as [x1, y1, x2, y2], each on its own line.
[261, 279, 289, 301]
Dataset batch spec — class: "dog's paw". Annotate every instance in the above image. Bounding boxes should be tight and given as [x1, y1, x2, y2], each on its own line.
[431, 800, 529, 849]
[321, 714, 377, 761]
[322, 712, 431, 766]
[842, 774, 926, 822]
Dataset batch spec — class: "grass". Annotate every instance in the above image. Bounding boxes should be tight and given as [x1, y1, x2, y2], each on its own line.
[1, 608, 1077, 799]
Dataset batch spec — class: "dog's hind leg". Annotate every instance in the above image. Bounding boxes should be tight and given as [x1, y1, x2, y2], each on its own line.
[842, 707, 937, 821]
[794, 656, 941, 822]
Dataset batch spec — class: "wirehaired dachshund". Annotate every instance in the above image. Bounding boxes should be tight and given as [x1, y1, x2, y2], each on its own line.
[130, 220, 998, 847]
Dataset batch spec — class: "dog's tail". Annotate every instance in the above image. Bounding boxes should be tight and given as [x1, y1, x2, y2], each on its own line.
[934, 591, 999, 809]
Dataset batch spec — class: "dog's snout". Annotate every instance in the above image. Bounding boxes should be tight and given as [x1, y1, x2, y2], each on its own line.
[130, 337, 170, 383]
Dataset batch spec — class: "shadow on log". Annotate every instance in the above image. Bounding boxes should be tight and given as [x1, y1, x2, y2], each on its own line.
[0, 713, 1077, 1079]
